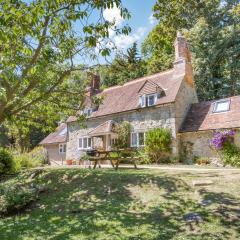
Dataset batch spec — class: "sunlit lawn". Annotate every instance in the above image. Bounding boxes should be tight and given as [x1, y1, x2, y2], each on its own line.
[0, 168, 240, 240]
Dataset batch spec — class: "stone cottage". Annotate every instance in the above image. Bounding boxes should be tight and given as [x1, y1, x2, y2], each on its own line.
[40, 32, 240, 165]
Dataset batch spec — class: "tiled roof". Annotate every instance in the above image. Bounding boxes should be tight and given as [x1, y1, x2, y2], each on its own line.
[67, 68, 184, 122]
[39, 123, 67, 145]
[88, 120, 116, 136]
[180, 96, 240, 133]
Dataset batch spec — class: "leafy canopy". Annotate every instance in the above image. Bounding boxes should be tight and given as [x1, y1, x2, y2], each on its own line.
[0, 0, 131, 124]
[100, 43, 147, 87]
[142, 0, 240, 100]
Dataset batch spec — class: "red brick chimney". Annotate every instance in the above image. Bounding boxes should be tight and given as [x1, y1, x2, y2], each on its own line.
[85, 73, 101, 97]
[90, 74, 100, 91]
[174, 31, 194, 86]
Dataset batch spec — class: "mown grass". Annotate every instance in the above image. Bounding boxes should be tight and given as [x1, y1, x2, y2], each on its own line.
[0, 168, 240, 240]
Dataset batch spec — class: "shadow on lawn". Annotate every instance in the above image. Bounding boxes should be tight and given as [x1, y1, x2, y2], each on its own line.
[0, 169, 239, 240]
[199, 189, 240, 235]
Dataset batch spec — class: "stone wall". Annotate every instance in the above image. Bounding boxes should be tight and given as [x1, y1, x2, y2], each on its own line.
[179, 129, 240, 161]
[67, 104, 177, 160]
[174, 79, 198, 133]
[179, 131, 216, 160]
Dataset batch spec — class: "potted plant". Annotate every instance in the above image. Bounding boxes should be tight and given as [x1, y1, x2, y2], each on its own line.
[66, 159, 73, 165]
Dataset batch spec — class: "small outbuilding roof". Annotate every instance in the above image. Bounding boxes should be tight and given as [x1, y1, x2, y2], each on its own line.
[180, 96, 240, 133]
[39, 123, 67, 145]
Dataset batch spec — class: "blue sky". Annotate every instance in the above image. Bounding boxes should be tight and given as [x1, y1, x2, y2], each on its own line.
[89, 0, 157, 64]
[102, 0, 157, 51]
[120, 0, 157, 47]
[73, 0, 157, 65]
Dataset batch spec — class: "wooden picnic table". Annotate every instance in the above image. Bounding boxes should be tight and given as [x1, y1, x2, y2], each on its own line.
[88, 149, 140, 170]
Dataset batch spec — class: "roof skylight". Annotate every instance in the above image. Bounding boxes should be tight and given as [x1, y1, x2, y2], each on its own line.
[213, 100, 230, 113]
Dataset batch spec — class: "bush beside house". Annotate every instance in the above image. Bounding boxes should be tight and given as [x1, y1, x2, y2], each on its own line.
[145, 128, 172, 163]
[112, 121, 131, 149]
[210, 130, 240, 167]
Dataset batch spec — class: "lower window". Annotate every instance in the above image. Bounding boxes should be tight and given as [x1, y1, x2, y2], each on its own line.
[79, 137, 92, 149]
[59, 143, 66, 154]
[131, 132, 145, 147]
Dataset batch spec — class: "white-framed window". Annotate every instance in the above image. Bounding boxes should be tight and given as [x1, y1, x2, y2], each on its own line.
[213, 100, 230, 113]
[111, 138, 117, 146]
[147, 94, 157, 106]
[81, 108, 92, 117]
[139, 94, 157, 108]
[139, 95, 146, 107]
[59, 143, 66, 154]
[131, 132, 145, 147]
[78, 137, 92, 149]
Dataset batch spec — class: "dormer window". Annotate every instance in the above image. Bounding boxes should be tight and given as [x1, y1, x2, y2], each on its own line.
[82, 108, 92, 117]
[147, 94, 156, 106]
[140, 94, 157, 108]
[213, 100, 230, 113]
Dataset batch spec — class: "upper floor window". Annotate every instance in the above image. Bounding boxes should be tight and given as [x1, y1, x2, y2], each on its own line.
[59, 143, 66, 154]
[139, 94, 157, 108]
[131, 132, 145, 147]
[213, 100, 230, 113]
[78, 137, 92, 149]
[84, 108, 92, 117]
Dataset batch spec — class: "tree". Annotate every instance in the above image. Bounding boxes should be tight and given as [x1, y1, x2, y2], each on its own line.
[142, 0, 200, 74]
[142, 0, 240, 100]
[0, 0, 131, 124]
[101, 42, 147, 87]
[187, 2, 240, 100]
[141, 24, 174, 74]
[3, 70, 93, 151]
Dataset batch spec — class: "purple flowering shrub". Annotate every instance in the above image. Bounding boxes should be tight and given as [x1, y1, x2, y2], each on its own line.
[210, 130, 235, 150]
[210, 129, 240, 167]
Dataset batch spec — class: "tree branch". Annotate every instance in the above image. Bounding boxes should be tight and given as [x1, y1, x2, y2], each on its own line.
[21, 16, 50, 80]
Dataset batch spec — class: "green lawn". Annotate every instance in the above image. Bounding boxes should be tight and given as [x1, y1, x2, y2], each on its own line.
[0, 168, 240, 240]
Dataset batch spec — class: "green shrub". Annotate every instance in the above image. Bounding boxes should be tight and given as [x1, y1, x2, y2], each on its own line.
[136, 148, 151, 164]
[0, 184, 39, 215]
[0, 148, 15, 174]
[221, 141, 240, 167]
[145, 128, 172, 163]
[12, 147, 47, 170]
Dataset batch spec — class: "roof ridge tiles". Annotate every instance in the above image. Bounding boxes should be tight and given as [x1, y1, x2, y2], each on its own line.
[102, 68, 174, 92]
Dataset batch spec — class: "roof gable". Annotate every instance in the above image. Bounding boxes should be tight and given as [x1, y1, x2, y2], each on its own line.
[138, 80, 164, 96]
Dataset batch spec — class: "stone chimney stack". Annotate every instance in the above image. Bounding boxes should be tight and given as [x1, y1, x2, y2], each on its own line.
[174, 31, 191, 64]
[174, 31, 194, 86]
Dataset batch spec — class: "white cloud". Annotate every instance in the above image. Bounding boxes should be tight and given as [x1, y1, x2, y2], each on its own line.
[149, 14, 157, 25]
[103, 5, 124, 27]
[101, 6, 147, 52]
[114, 27, 146, 49]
